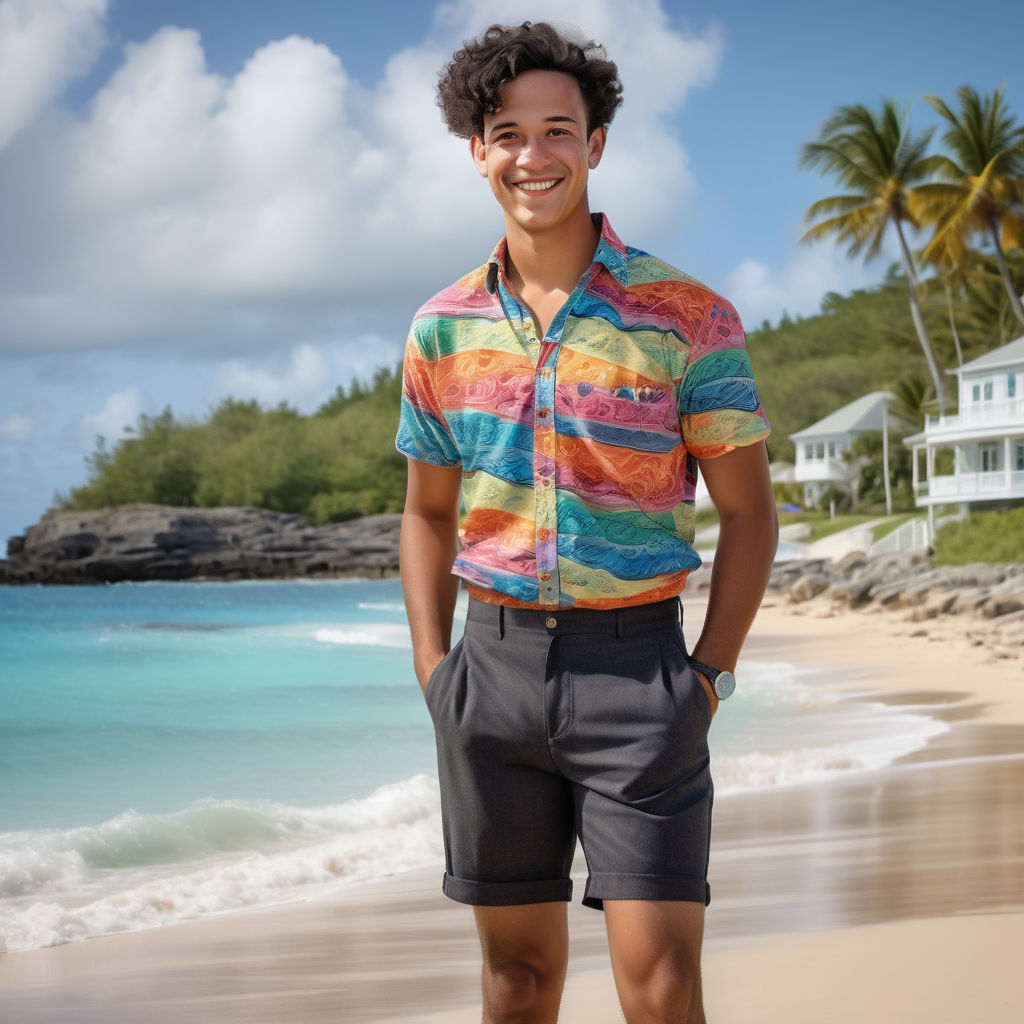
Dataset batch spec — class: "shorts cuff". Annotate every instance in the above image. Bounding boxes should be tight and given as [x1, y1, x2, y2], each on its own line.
[442, 873, 573, 906]
[582, 872, 710, 911]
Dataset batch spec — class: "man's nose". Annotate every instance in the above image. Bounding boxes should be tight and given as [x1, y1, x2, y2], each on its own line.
[516, 136, 552, 166]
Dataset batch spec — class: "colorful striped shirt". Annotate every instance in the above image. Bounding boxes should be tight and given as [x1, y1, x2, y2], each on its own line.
[396, 214, 770, 609]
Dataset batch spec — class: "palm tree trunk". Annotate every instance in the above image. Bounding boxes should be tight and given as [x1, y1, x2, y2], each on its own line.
[988, 219, 1024, 327]
[894, 220, 950, 414]
[944, 281, 964, 366]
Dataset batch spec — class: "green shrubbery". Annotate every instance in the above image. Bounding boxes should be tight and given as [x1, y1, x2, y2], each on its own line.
[932, 507, 1024, 565]
[58, 368, 407, 523]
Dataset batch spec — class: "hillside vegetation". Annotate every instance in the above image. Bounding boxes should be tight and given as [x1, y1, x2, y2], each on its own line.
[58, 270, 1016, 522]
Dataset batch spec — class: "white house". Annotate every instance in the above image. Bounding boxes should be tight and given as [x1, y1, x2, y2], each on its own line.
[905, 335, 1024, 521]
[790, 391, 900, 506]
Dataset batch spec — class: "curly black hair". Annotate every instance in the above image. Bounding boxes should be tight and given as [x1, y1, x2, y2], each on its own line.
[437, 22, 623, 139]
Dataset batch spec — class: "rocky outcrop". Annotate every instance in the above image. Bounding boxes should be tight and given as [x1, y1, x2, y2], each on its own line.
[764, 551, 1024, 657]
[0, 505, 402, 584]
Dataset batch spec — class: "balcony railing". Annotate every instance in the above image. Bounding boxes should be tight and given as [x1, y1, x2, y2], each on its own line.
[918, 469, 1024, 500]
[926, 399, 1024, 432]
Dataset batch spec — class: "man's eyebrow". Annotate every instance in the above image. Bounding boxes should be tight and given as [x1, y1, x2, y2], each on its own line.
[487, 115, 579, 135]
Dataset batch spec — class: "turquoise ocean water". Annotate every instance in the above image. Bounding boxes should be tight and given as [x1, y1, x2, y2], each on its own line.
[0, 579, 945, 952]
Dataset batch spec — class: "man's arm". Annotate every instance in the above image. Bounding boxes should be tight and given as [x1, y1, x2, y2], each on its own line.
[400, 458, 463, 694]
[691, 440, 778, 699]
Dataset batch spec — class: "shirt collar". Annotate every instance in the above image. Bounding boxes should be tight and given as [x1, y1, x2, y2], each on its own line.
[484, 213, 629, 294]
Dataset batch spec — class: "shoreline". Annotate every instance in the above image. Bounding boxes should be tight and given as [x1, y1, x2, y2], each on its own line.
[2, 597, 1022, 1022]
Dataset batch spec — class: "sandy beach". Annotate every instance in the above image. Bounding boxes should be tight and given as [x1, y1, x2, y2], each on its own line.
[2, 595, 1022, 1023]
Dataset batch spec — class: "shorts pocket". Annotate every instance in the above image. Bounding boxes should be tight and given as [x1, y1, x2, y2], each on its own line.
[424, 637, 464, 710]
[669, 629, 714, 722]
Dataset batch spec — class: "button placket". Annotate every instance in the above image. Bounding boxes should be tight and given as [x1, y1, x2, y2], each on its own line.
[534, 354, 559, 605]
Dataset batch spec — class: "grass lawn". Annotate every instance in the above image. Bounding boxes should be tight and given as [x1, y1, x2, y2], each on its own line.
[776, 511, 880, 544]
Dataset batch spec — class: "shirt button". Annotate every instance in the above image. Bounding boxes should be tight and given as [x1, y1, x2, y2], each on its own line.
[537, 408, 550, 418]
[537, 528, 550, 542]
[545, 616, 557, 628]
[539, 572, 551, 582]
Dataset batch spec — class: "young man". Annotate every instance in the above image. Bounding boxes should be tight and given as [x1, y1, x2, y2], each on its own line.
[397, 22, 777, 1024]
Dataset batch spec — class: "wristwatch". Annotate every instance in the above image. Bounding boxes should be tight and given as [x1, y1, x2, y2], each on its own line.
[687, 659, 737, 700]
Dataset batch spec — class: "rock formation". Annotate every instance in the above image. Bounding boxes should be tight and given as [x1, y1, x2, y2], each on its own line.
[1, 505, 401, 584]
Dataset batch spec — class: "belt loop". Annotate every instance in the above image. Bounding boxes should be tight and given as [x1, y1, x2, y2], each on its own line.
[615, 608, 623, 638]
[498, 604, 505, 640]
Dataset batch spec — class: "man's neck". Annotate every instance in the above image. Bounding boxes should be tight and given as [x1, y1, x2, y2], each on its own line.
[504, 206, 600, 297]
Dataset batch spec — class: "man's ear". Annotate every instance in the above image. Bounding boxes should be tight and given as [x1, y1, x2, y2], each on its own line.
[587, 126, 607, 170]
[470, 135, 488, 177]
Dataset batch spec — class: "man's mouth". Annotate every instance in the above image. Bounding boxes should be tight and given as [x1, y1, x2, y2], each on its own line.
[515, 179, 560, 193]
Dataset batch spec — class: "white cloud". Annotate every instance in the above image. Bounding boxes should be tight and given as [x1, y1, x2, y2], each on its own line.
[76, 386, 145, 446]
[0, 0, 108, 152]
[0, 400, 55, 442]
[0, 0, 723, 353]
[0, 411, 33, 441]
[724, 242, 894, 327]
[206, 337, 405, 413]
[210, 344, 332, 412]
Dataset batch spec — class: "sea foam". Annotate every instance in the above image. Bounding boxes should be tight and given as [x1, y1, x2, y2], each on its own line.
[0, 775, 442, 953]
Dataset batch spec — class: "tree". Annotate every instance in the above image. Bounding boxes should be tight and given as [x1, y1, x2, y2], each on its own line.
[800, 100, 951, 412]
[888, 374, 936, 430]
[916, 86, 1024, 327]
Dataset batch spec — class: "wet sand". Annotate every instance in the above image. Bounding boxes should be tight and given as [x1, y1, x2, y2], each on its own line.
[2, 598, 1022, 1023]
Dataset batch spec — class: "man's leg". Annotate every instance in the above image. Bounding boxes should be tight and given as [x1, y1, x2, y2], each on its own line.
[604, 900, 706, 1024]
[474, 903, 570, 1024]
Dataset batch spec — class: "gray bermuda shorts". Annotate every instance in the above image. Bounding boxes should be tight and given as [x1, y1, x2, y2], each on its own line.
[424, 595, 714, 910]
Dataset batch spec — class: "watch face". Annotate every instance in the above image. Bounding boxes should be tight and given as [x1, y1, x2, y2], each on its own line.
[713, 671, 736, 700]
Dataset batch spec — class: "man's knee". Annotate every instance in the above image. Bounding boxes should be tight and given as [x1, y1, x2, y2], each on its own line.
[475, 904, 569, 1020]
[482, 952, 562, 1015]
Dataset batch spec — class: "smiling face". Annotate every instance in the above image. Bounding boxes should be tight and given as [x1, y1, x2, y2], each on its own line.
[470, 69, 606, 239]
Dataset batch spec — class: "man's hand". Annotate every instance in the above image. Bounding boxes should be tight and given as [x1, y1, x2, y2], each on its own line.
[693, 670, 720, 719]
[415, 651, 448, 696]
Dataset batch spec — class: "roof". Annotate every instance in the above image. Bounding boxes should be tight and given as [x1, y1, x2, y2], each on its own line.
[957, 334, 1024, 375]
[790, 391, 896, 440]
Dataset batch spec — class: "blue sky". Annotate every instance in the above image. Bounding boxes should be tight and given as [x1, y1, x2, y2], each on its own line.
[1, 0, 1022, 541]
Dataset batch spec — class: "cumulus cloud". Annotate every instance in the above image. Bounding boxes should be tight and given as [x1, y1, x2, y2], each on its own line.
[724, 243, 894, 327]
[75, 386, 146, 447]
[210, 344, 333, 412]
[206, 336, 405, 412]
[0, 400, 56, 442]
[0, 0, 723, 354]
[0, 411, 33, 441]
[0, 0, 108, 152]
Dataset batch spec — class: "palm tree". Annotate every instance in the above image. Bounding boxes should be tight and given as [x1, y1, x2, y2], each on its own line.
[916, 86, 1024, 327]
[889, 374, 936, 430]
[800, 101, 951, 412]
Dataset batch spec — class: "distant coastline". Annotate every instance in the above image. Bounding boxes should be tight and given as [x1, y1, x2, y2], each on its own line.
[0, 504, 401, 585]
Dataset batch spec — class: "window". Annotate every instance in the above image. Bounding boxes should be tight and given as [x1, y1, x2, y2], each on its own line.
[804, 443, 814, 461]
[972, 384, 981, 402]
[1017, 443, 1024, 472]
[815, 443, 825, 459]
[1010, 374, 1017, 399]
[984, 380, 993, 401]
[980, 444, 1000, 472]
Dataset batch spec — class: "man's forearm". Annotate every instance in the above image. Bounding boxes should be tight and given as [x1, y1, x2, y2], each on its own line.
[690, 506, 778, 672]
[400, 509, 461, 689]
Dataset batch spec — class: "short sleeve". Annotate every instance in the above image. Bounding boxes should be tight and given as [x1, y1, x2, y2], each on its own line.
[395, 319, 462, 467]
[677, 297, 770, 459]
